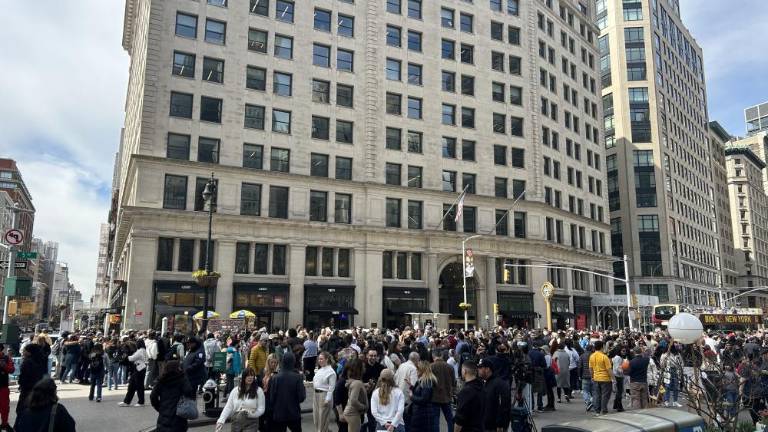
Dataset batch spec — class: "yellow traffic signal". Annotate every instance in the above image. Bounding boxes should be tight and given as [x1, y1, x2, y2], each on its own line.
[503, 268, 510, 283]
[493, 303, 499, 314]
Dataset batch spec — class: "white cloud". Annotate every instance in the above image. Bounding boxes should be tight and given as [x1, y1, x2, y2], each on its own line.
[0, 1, 129, 298]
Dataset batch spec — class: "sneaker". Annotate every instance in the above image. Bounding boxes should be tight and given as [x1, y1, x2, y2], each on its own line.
[673, 402, 683, 408]
[133, 403, 144, 407]
[97, 398, 101, 403]
[118, 402, 129, 407]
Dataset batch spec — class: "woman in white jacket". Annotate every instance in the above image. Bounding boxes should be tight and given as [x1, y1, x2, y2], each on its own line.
[119, 339, 148, 407]
[216, 367, 265, 432]
[371, 369, 405, 432]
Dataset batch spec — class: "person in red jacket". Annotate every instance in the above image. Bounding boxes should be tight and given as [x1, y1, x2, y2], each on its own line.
[0, 343, 15, 429]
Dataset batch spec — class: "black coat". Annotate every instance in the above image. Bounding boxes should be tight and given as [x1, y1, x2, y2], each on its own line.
[454, 379, 484, 432]
[409, 380, 438, 431]
[482, 375, 511, 430]
[182, 342, 206, 388]
[14, 402, 76, 432]
[268, 353, 306, 423]
[150, 370, 196, 432]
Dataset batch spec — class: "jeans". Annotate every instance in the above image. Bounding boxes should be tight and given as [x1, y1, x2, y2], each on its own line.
[582, 378, 593, 407]
[123, 368, 146, 405]
[613, 378, 625, 410]
[378, 424, 406, 432]
[89, 371, 104, 400]
[144, 359, 156, 388]
[518, 383, 533, 413]
[437, 403, 454, 432]
[593, 381, 612, 414]
[62, 357, 78, 383]
[272, 420, 302, 432]
[663, 376, 679, 403]
[108, 363, 121, 389]
[725, 390, 739, 418]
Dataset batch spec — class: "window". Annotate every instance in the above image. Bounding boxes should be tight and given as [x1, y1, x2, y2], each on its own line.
[272, 109, 291, 133]
[492, 82, 505, 102]
[408, 0, 421, 19]
[157, 238, 174, 271]
[200, 96, 222, 123]
[407, 165, 422, 188]
[442, 137, 457, 158]
[172, 51, 195, 78]
[167, 133, 190, 160]
[197, 137, 219, 163]
[490, 0, 502, 11]
[202, 57, 224, 83]
[511, 148, 525, 167]
[407, 131, 422, 153]
[386, 58, 401, 81]
[244, 104, 265, 129]
[337, 84, 354, 107]
[178, 239, 194, 272]
[493, 144, 507, 165]
[512, 179, 525, 200]
[463, 207, 476, 233]
[336, 157, 352, 180]
[493, 113, 506, 133]
[514, 211, 526, 237]
[240, 183, 262, 215]
[311, 79, 330, 103]
[386, 25, 402, 47]
[246, 66, 266, 90]
[270, 147, 290, 172]
[491, 21, 504, 40]
[336, 120, 353, 143]
[443, 204, 457, 231]
[274, 35, 293, 59]
[442, 71, 456, 92]
[441, 39, 455, 60]
[335, 194, 352, 224]
[460, 13, 473, 33]
[461, 75, 475, 96]
[461, 108, 475, 128]
[163, 175, 187, 209]
[492, 52, 505, 71]
[623, 0, 643, 21]
[243, 143, 263, 169]
[248, 28, 268, 52]
[268, 186, 289, 218]
[386, 198, 401, 227]
[407, 97, 422, 119]
[251, 244, 268, 274]
[495, 177, 508, 198]
[338, 15, 354, 37]
[441, 8, 454, 28]
[442, 104, 456, 125]
[507, 0, 519, 15]
[442, 170, 457, 192]
[250, 0, 268, 16]
[510, 116, 523, 136]
[460, 44, 474, 64]
[170, 92, 193, 118]
[275, 0, 294, 22]
[314, 8, 332, 32]
[337, 49, 354, 71]
[462, 173, 476, 194]
[312, 116, 330, 140]
[313, 44, 331, 67]
[462, 140, 476, 161]
[496, 210, 509, 236]
[408, 201, 423, 229]
[386, 127, 401, 150]
[273, 72, 292, 96]
[407, 30, 422, 51]
[272, 244, 286, 275]
[510, 85, 522, 105]
[309, 191, 328, 222]
[175, 13, 197, 38]
[508, 26, 520, 45]
[386, 93, 402, 115]
[310, 153, 329, 177]
[233, 242, 250, 274]
[407, 63, 422, 85]
[205, 19, 226, 44]
[386, 163, 401, 185]
[509, 56, 521, 75]
[387, 0, 401, 14]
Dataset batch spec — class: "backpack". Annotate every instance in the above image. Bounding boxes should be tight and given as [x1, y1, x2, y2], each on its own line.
[90, 354, 104, 372]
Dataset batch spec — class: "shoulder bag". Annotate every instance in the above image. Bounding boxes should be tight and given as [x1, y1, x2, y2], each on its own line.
[176, 396, 199, 420]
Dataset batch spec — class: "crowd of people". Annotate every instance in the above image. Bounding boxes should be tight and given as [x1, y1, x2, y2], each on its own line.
[7, 323, 768, 431]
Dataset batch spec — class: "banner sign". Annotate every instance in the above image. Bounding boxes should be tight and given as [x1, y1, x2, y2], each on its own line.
[207, 319, 246, 332]
[699, 314, 761, 326]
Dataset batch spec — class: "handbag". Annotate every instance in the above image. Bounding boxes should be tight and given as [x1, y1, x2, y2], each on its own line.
[176, 396, 199, 420]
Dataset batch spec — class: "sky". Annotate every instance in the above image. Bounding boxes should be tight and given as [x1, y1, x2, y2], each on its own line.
[0, 1, 766, 300]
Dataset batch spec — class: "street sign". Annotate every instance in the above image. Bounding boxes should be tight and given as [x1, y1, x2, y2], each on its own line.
[3, 229, 23, 245]
[0, 262, 27, 270]
[16, 252, 37, 260]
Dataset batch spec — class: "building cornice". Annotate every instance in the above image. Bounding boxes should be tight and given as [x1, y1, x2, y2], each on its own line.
[122, 0, 137, 53]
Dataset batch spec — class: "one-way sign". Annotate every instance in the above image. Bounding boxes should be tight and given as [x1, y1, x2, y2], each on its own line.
[0, 262, 27, 270]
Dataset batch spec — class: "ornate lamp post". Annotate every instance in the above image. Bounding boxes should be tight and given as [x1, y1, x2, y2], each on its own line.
[199, 173, 217, 334]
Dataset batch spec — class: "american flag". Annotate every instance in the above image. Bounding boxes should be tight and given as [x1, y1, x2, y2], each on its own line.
[454, 193, 465, 222]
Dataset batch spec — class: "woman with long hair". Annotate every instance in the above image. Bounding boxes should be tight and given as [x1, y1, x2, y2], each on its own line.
[407, 360, 439, 432]
[216, 367, 265, 432]
[342, 358, 368, 432]
[371, 368, 405, 432]
[312, 351, 337, 432]
[660, 343, 683, 407]
[259, 353, 279, 431]
[14, 377, 76, 432]
[150, 360, 196, 432]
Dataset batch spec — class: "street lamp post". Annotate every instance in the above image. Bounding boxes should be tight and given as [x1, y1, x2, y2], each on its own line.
[201, 173, 216, 335]
[461, 234, 482, 331]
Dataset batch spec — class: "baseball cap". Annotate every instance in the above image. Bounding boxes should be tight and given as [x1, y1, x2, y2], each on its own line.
[477, 358, 494, 371]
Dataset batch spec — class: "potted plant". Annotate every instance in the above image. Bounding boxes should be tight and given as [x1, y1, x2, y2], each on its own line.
[458, 302, 472, 311]
[192, 269, 221, 289]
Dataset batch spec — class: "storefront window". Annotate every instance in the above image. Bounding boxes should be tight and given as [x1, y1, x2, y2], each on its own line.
[153, 281, 214, 332]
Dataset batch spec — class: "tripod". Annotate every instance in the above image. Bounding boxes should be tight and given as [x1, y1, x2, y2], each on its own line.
[514, 384, 538, 432]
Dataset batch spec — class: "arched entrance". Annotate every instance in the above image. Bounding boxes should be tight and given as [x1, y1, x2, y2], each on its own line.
[439, 262, 477, 324]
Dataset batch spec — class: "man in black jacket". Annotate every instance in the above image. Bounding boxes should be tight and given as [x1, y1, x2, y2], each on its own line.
[454, 360, 484, 432]
[479, 358, 511, 432]
[269, 352, 306, 432]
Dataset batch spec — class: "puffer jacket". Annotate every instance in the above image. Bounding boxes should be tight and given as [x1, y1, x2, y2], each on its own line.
[150, 370, 196, 432]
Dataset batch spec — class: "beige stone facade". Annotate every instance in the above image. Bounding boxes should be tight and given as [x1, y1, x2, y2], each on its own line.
[112, 0, 612, 331]
[708, 122, 737, 293]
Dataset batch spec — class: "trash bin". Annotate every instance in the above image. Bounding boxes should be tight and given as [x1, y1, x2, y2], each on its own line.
[541, 408, 705, 432]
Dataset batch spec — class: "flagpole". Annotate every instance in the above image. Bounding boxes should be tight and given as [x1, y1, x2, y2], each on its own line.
[485, 190, 526, 236]
[431, 184, 469, 230]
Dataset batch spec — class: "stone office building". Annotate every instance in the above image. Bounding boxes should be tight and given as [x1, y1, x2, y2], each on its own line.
[112, 0, 612, 331]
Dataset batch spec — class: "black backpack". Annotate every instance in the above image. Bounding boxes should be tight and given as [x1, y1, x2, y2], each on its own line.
[90, 353, 104, 372]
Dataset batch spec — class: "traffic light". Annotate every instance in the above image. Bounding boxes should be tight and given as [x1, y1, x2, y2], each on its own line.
[503, 268, 510, 283]
[493, 303, 499, 315]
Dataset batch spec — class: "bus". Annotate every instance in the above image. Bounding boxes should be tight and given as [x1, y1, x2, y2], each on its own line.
[651, 304, 692, 327]
[652, 303, 763, 331]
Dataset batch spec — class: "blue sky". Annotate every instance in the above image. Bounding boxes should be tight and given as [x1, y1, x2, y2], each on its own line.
[0, 1, 765, 299]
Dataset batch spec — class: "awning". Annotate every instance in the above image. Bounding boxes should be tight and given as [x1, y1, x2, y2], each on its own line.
[247, 306, 289, 313]
[553, 312, 576, 319]
[503, 311, 539, 319]
[308, 307, 359, 315]
[387, 306, 433, 314]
